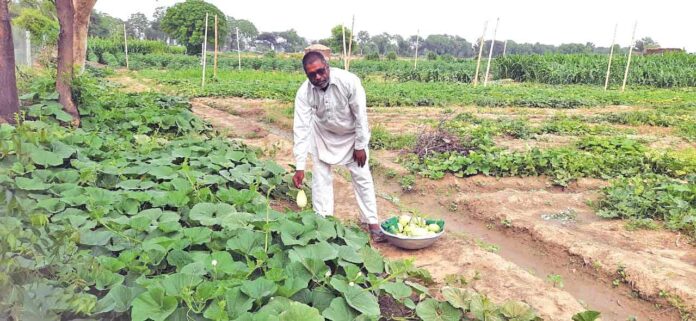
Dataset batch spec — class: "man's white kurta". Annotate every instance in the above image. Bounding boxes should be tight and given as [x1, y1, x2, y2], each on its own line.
[293, 67, 370, 170]
[293, 67, 378, 224]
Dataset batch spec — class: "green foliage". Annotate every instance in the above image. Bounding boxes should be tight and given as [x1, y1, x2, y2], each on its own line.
[12, 7, 59, 43]
[88, 37, 185, 65]
[427, 51, 437, 60]
[496, 53, 696, 87]
[161, 0, 228, 54]
[386, 51, 398, 60]
[365, 52, 380, 61]
[594, 174, 695, 237]
[370, 124, 415, 150]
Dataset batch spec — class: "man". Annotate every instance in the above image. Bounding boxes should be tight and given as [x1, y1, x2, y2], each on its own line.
[292, 51, 385, 242]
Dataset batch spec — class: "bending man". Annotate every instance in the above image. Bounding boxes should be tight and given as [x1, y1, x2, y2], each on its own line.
[292, 51, 385, 242]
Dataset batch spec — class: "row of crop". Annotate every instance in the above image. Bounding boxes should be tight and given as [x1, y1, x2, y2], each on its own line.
[137, 69, 696, 109]
[87, 37, 186, 64]
[495, 53, 696, 87]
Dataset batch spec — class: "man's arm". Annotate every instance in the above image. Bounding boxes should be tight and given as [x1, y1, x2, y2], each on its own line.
[349, 76, 370, 167]
[293, 85, 312, 187]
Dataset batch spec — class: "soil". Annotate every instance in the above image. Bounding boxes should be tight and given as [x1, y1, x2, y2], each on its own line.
[110, 73, 694, 321]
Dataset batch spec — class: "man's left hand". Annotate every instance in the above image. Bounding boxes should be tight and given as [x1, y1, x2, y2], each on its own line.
[354, 149, 367, 168]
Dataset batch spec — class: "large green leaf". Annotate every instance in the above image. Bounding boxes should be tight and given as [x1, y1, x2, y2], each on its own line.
[279, 301, 324, 321]
[500, 301, 537, 321]
[160, 273, 203, 297]
[470, 294, 504, 321]
[572, 311, 601, 321]
[322, 297, 358, 321]
[358, 246, 384, 274]
[415, 299, 462, 321]
[240, 277, 278, 300]
[441, 286, 476, 310]
[28, 147, 64, 167]
[131, 287, 178, 321]
[380, 282, 412, 300]
[95, 284, 145, 313]
[15, 177, 51, 190]
[189, 202, 236, 226]
[337, 284, 380, 317]
[225, 287, 254, 318]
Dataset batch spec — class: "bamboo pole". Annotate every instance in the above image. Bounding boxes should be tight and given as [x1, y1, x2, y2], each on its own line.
[604, 24, 618, 91]
[25, 30, 31, 65]
[201, 13, 208, 88]
[341, 23, 347, 69]
[346, 15, 355, 70]
[473, 21, 488, 86]
[236, 27, 241, 70]
[123, 24, 129, 69]
[502, 39, 507, 57]
[414, 29, 420, 69]
[621, 21, 637, 92]
[484, 18, 500, 86]
[214, 15, 218, 78]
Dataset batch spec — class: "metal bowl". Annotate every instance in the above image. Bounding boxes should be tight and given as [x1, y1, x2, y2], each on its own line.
[380, 222, 445, 250]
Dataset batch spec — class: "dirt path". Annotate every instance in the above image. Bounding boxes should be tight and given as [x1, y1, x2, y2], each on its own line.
[188, 97, 693, 321]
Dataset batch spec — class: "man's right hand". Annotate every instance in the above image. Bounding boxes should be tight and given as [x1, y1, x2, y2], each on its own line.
[293, 170, 305, 188]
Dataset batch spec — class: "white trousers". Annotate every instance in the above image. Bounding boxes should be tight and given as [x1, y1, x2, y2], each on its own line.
[311, 152, 379, 224]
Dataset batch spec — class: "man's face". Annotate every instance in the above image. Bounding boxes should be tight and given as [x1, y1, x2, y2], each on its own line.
[304, 60, 330, 89]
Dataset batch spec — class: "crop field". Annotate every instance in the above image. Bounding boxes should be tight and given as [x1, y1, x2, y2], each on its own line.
[4, 45, 696, 321]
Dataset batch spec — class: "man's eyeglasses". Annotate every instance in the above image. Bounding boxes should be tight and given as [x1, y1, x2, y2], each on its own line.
[307, 68, 327, 79]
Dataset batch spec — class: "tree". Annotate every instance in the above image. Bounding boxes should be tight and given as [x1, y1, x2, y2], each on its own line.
[256, 32, 277, 51]
[227, 17, 258, 50]
[1, 0, 19, 123]
[55, 0, 79, 125]
[12, 7, 59, 44]
[72, 0, 97, 71]
[126, 12, 149, 40]
[324, 25, 352, 54]
[276, 29, 306, 52]
[147, 6, 167, 41]
[89, 10, 123, 38]
[161, 0, 228, 54]
[356, 30, 370, 55]
[634, 37, 659, 53]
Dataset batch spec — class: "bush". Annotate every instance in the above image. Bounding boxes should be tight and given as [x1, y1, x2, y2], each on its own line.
[366, 52, 380, 61]
[386, 51, 397, 60]
[427, 51, 437, 60]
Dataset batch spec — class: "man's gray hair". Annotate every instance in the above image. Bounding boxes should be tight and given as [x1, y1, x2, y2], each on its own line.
[302, 51, 327, 69]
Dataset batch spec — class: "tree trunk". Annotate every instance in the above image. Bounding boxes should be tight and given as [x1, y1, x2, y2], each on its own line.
[56, 0, 79, 126]
[0, 0, 19, 124]
[72, 0, 96, 72]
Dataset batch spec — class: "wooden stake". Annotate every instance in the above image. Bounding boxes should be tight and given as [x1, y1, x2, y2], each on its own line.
[473, 21, 488, 86]
[604, 24, 618, 91]
[414, 29, 420, 69]
[123, 23, 129, 69]
[621, 21, 637, 92]
[502, 39, 507, 56]
[214, 14, 218, 78]
[236, 27, 241, 70]
[346, 15, 355, 70]
[201, 13, 208, 88]
[484, 17, 499, 86]
[25, 30, 31, 65]
[341, 23, 347, 69]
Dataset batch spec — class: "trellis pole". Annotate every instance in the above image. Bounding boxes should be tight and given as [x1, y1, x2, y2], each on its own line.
[26, 30, 31, 65]
[502, 39, 507, 56]
[201, 13, 208, 88]
[621, 21, 637, 92]
[414, 29, 420, 69]
[214, 15, 218, 78]
[341, 23, 347, 69]
[473, 21, 488, 86]
[236, 27, 241, 70]
[604, 24, 618, 90]
[123, 24, 129, 69]
[347, 15, 355, 70]
[484, 17, 499, 86]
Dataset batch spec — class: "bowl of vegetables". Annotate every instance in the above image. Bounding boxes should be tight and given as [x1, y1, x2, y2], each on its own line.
[380, 215, 445, 250]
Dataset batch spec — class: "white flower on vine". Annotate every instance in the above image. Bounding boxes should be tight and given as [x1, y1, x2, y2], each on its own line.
[211, 259, 218, 267]
[349, 282, 355, 287]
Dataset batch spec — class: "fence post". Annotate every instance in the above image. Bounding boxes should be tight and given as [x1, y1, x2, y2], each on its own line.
[604, 24, 618, 90]
[214, 15, 218, 78]
[123, 24, 129, 69]
[473, 21, 488, 86]
[484, 17, 499, 86]
[621, 21, 637, 92]
[414, 29, 420, 69]
[201, 13, 208, 88]
[236, 27, 241, 70]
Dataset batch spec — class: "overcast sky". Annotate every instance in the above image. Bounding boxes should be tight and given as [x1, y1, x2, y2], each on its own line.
[95, 0, 696, 52]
